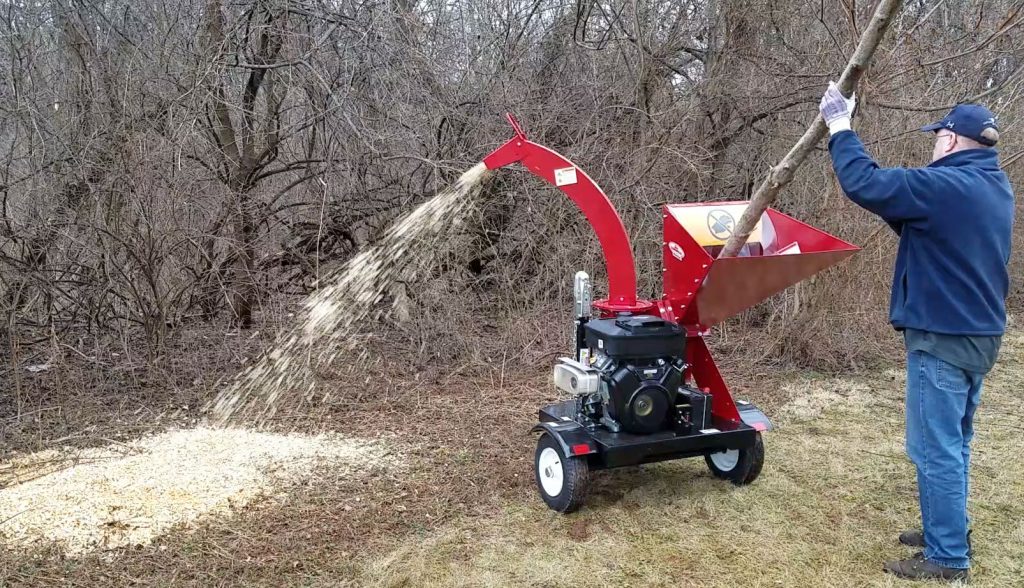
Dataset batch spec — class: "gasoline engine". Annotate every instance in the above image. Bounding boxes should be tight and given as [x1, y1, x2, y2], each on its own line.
[552, 272, 711, 436]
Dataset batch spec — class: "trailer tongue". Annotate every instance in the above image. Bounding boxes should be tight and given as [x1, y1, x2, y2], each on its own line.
[483, 115, 859, 513]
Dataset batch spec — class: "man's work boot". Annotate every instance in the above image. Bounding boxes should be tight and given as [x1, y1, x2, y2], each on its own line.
[899, 530, 926, 547]
[898, 529, 973, 557]
[883, 553, 969, 582]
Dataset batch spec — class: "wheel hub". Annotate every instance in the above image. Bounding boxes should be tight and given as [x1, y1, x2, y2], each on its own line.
[537, 447, 564, 496]
[709, 449, 740, 471]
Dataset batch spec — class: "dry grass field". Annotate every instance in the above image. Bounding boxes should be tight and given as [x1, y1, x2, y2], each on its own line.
[2, 330, 1022, 587]
[361, 334, 1024, 588]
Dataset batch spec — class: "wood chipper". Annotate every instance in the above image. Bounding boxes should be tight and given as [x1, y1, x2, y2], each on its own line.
[482, 115, 860, 513]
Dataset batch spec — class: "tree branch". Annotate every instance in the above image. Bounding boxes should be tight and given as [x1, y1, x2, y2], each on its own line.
[719, 0, 904, 258]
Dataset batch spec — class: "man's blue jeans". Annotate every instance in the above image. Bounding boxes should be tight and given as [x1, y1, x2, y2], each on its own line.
[905, 350, 983, 569]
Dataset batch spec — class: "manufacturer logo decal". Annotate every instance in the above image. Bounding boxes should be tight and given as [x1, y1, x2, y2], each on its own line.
[667, 241, 685, 261]
[706, 209, 735, 240]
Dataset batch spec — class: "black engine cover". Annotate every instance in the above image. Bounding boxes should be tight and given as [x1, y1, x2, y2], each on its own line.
[585, 315, 684, 360]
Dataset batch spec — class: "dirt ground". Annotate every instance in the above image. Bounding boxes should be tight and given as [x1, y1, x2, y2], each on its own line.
[2, 330, 1022, 587]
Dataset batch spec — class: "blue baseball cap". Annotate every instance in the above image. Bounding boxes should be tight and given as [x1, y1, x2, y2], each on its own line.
[920, 104, 1000, 146]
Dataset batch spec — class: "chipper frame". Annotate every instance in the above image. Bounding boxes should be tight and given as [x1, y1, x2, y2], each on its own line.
[483, 115, 859, 513]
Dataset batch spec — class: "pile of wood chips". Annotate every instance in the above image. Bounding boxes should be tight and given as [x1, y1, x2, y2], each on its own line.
[0, 427, 394, 556]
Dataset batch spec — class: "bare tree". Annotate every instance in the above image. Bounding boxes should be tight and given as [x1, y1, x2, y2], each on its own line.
[0, 0, 1021, 374]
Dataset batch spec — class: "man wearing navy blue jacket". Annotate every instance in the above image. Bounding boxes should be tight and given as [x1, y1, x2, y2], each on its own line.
[819, 83, 1014, 582]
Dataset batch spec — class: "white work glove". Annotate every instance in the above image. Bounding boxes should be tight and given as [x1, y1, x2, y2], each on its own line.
[819, 81, 856, 135]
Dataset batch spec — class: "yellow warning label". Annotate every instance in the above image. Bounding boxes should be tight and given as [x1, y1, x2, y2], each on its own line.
[667, 203, 762, 246]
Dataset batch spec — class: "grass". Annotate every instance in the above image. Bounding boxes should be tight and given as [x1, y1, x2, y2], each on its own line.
[2, 332, 1022, 587]
[359, 333, 1024, 588]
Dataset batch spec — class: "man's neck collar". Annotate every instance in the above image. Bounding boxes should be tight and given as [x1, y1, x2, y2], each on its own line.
[929, 148, 998, 168]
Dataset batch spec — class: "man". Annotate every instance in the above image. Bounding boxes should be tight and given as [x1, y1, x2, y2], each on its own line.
[819, 83, 1015, 582]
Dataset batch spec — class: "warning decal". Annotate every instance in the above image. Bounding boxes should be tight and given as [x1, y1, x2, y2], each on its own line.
[554, 167, 578, 187]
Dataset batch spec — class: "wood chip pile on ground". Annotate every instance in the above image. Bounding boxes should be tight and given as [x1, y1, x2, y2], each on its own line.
[0, 428, 394, 555]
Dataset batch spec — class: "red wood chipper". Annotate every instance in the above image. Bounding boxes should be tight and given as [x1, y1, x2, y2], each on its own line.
[483, 115, 859, 513]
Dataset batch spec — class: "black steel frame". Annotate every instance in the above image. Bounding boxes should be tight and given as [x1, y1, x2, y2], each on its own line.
[538, 399, 759, 470]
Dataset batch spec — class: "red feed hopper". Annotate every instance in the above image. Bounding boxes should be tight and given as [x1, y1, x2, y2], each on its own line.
[661, 202, 859, 331]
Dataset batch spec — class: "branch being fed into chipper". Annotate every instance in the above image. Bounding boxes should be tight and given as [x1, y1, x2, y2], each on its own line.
[717, 0, 904, 259]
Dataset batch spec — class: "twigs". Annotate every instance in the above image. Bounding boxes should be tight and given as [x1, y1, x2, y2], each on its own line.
[918, 1, 1024, 68]
[819, 0, 848, 60]
[870, 61, 1024, 111]
[888, 0, 946, 57]
[1001, 148, 1024, 168]
[876, 0, 1024, 88]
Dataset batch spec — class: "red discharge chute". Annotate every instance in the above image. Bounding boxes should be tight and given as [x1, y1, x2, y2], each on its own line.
[482, 114, 655, 316]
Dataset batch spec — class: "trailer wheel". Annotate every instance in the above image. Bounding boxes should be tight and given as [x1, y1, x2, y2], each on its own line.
[705, 432, 764, 485]
[534, 433, 589, 513]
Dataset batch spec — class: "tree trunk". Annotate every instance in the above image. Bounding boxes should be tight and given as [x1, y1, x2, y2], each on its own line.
[231, 188, 257, 328]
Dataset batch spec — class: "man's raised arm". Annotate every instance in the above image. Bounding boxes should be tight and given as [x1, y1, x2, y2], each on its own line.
[820, 83, 932, 225]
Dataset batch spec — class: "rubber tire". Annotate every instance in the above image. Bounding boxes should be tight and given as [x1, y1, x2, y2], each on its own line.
[705, 431, 764, 485]
[534, 433, 589, 513]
